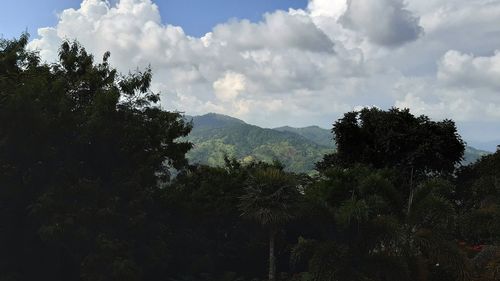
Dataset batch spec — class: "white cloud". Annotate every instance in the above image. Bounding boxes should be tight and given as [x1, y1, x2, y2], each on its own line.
[26, 0, 500, 142]
[213, 72, 247, 102]
[30, 27, 61, 62]
[392, 50, 500, 124]
[211, 11, 334, 53]
[438, 50, 500, 91]
[308, 0, 348, 20]
[340, 0, 423, 47]
[28, 0, 352, 126]
[394, 71, 500, 123]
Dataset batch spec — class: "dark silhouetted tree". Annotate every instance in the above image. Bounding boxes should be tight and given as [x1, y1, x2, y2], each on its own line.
[0, 35, 191, 281]
[239, 166, 300, 281]
[317, 107, 465, 178]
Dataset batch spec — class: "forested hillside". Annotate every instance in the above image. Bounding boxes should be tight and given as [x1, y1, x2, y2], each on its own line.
[274, 125, 335, 148]
[185, 114, 490, 173]
[185, 113, 334, 173]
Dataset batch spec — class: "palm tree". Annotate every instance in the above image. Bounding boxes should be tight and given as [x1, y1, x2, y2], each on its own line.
[299, 167, 472, 281]
[239, 167, 299, 281]
[403, 179, 472, 281]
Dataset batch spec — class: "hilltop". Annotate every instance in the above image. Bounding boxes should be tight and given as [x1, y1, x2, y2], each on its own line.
[184, 113, 490, 173]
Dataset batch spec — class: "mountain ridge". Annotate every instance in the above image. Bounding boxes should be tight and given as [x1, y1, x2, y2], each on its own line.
[184, 113, 334, 173]
[274, 125, 334, 148]
[184, 113, 490, 173]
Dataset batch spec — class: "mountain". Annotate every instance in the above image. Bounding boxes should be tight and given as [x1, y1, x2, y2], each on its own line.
[184, 113, 490, 173]
[185, 114, 334, 173]
[187, 113, 245, 129]
[274, 125, 334, 148]
[463, 146, 491, 165]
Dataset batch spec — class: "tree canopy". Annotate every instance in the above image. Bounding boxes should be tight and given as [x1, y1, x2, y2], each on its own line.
[0, 35, 191, 281]
[317, 107, 465, 177]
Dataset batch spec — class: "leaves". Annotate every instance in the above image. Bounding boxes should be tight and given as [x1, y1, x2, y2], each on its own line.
[239, 167, 300, 227]
[319, 107, 465, 177]
[0, 36, 191, 281]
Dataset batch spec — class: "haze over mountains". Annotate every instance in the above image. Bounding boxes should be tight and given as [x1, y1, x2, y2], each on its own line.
[185, 113, 490, 174]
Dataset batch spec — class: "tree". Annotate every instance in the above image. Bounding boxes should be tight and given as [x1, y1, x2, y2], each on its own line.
[239, 166, 300, 281]
[309, 108, 471, 280]
[0, 35, 192, 281]
[455, 150, 500, 280]
[297, 166, 471, 281]
[165, 162, 263, 279]
[317, 107, 466, 228]
[317, 107, 465, 178]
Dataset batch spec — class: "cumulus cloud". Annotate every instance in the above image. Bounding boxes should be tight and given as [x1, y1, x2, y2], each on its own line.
[308, 0, 348, 20]
[210, 11, 334, 53]
[391, 48, 500, 132]
[213, 72, 247, 102]
[394, 69, 500, 124]
[438, 50, 500, 91]
[393, 50, 500, 125]
[26, 0, 500, 142]
[396, 89, 500, 122]
[339, 0, 423, 46]
[28, 0, 353, 126]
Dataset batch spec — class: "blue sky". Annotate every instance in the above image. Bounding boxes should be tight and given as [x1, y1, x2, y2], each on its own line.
[1, 0, 79, 39]
[156, 0, 307, 36]
[1, 0, 307, 39]
[3, 0, 500, 150]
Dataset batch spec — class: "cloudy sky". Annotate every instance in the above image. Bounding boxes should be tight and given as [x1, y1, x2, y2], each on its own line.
[2, 0, 500, 150]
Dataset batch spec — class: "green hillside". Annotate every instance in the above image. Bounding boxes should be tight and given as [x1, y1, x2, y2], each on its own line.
[185, 114, 334, 173]
[184, 113, 490, 173]
[274, 125, 335, 148]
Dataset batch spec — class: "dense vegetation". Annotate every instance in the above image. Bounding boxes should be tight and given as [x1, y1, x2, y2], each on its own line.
[185, 113, 334, 174]
[186, 113, 487, 174]
[1, 36, 500, 281]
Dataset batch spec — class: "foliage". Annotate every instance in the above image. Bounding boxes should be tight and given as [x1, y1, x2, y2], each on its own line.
[186, 114, 334, 174]
[239, 165, 301, 281]
[166, 163, 263, 278]
[0, 35, 191, 281]
[187, 112, 484, 175]
[446, 151, 500, 281]
[317, 107, 465, 177]
[296, 166, 471, 281]
[240, 167, 300, 226]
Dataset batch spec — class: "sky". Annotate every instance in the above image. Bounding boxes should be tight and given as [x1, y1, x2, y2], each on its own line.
[0, 0, 307, 38]
[2, 0, 500, 151]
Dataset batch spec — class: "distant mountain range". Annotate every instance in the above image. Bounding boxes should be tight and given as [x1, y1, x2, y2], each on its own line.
[184, 113, 490, 174]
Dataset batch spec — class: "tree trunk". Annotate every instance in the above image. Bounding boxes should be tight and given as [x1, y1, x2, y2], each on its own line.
[415, 255, 429, 281]
[269, 227, 277, 281]
[407, 167, 414, 216]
